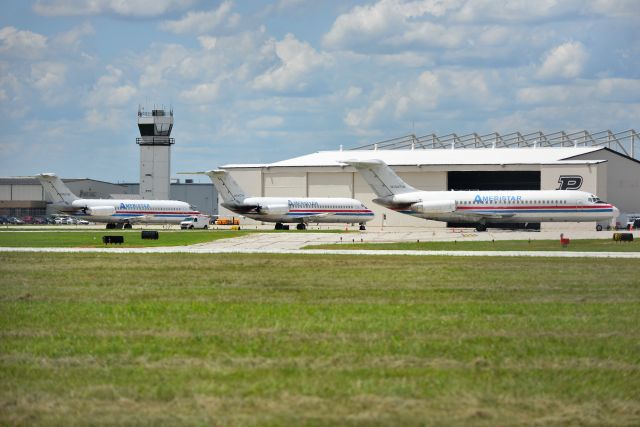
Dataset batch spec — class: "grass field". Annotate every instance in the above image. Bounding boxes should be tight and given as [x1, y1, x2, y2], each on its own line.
[0, 229, 354, 248]
[305, 238, 640, 252]
[0, 230, 251, 247]
[1, 253, 639, 425]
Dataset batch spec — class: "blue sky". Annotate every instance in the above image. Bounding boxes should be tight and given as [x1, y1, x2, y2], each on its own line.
[1, 0, 638, 182]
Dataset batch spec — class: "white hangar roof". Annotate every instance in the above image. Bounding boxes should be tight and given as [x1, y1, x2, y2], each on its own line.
[222, 146, 607, 169]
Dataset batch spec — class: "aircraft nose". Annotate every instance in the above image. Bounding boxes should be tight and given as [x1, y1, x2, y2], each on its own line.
[612, 206, 620, 217]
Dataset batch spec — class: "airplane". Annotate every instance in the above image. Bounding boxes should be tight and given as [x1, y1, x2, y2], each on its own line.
[343, 159, 619, 231]
[36, 173, 201, 229]
[180, 169, 374, 230]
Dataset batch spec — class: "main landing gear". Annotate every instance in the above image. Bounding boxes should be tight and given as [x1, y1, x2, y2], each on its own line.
[475, 224, 487, 232]
[359, 223, 366, 231]
[274, 222, 306, 230]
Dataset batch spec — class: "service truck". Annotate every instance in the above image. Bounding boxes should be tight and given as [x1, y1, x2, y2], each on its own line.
[180, 215, 209, 229]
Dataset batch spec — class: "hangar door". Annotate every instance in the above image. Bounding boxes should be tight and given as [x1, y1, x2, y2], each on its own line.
[447, 171, 541, 229]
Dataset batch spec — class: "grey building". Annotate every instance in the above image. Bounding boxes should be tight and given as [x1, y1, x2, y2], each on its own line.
[0, 177, 216, 217]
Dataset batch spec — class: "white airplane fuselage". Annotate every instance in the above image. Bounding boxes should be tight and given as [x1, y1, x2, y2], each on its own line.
[223, 197, 375, 224]
[378, 190, 618, 224]
[61, 199, 200, 225]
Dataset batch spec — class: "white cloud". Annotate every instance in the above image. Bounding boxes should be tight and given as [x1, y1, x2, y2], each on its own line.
[179, 82, 220, 105]
[518, 78, 640, 105]
[52, 22, 94, 50]
[345, 86, 363, 101]
[537, 41, 587, 79]
[247, 115, 284, 129]
[345, 68, 495, 131]
[160, 2, 238, 35]
[86, 65, 137, 107]
[31, 62, 67, 91]
[198, 36, 218, 50]
[253, 34, 326, 92]
[584, 0, 640, 17]
[33, 0, 195, 17]
[453, 0, 577, 23]
[0, 26, 47, 58]
[137, 43, 191, 88]
[323, 0, 469, 51]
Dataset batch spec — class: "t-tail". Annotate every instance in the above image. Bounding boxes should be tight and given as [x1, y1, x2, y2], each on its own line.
[179, 170, 247, 204]
[36, 173, 79, 205]
[343, 159, 416, 198]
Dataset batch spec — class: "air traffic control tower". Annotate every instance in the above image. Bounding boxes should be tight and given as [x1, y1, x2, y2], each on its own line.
[136, 106, 174, 200]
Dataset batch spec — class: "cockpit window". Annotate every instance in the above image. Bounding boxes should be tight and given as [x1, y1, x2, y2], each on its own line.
[588, 196, 607, 204]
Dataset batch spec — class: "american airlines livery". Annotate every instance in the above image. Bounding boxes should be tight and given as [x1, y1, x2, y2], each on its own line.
[344, 159, 619, 232]
[182, 169, 374, 230]
[37, 173, 201, 229]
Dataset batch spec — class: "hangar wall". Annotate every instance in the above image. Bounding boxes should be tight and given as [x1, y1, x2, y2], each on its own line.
[221, 160, 620, 229]
[540, 164, 602, 194]
[571, 150, 640, 214]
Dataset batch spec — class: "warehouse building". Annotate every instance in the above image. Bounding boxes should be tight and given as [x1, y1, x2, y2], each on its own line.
[220, 129, 640, 229]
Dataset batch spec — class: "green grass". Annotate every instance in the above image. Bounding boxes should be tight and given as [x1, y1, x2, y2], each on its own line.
[0, 228, 354, 248]
[305, 238, 640, 252]
[1, 253, 639, 425]
[0, 230, 251, 247]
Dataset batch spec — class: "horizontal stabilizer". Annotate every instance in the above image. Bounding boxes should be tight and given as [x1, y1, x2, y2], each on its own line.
[342, 159, 416, 198]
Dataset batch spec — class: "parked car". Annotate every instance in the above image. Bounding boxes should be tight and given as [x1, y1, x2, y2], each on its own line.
[54, 217, 67, 224]
[0, 216, 9, 224]
[8, 217, 24, 224]
[77, 219, 90, 225]
[32, 217, 47, 224]
[21, 216, 35, 224]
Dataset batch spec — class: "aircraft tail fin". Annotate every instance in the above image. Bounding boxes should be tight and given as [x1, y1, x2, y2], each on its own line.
[36, 173, 79, 205]
[179, 170, 247, 204]
[343, 159, 416, 198]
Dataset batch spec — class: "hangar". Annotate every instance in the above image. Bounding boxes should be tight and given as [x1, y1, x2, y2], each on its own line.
[219, 129, 640, 229]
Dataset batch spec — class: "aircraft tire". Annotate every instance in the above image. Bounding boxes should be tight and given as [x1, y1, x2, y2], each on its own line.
[475, 224, 487, 232]
[124, 223, 132, 229]
[359, 225, 366, 231]
[596, 224, 603, 231]
[275, 223, 283, 230]
[296, 223, 306, 230]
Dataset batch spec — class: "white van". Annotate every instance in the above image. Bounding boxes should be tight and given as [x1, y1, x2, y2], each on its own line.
[180, 215, 209, 229]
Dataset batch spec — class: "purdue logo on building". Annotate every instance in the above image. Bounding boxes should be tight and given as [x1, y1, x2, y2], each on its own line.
[557, 175, 583, 190]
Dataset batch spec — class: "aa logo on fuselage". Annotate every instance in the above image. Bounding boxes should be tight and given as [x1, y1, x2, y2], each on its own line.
[557, 175, 583, 190]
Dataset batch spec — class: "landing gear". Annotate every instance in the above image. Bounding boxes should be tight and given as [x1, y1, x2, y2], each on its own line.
[123, 223, 132, 229]
[275, 222, 284, 230]
[106, 223, 116, 229]
[359, 224, 366, 231]
[596, 224, 603, 231]
[475, 224, 487, 232]
[296, 223, 306, 230]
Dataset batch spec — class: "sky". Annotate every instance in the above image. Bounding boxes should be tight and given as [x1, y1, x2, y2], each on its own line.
[0, 0, 639, 183]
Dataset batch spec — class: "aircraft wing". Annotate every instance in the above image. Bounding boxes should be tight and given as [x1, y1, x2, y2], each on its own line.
[119, 215, 155, 223]
[288, 212, 332, 220]
[457, 212, 517, 220]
